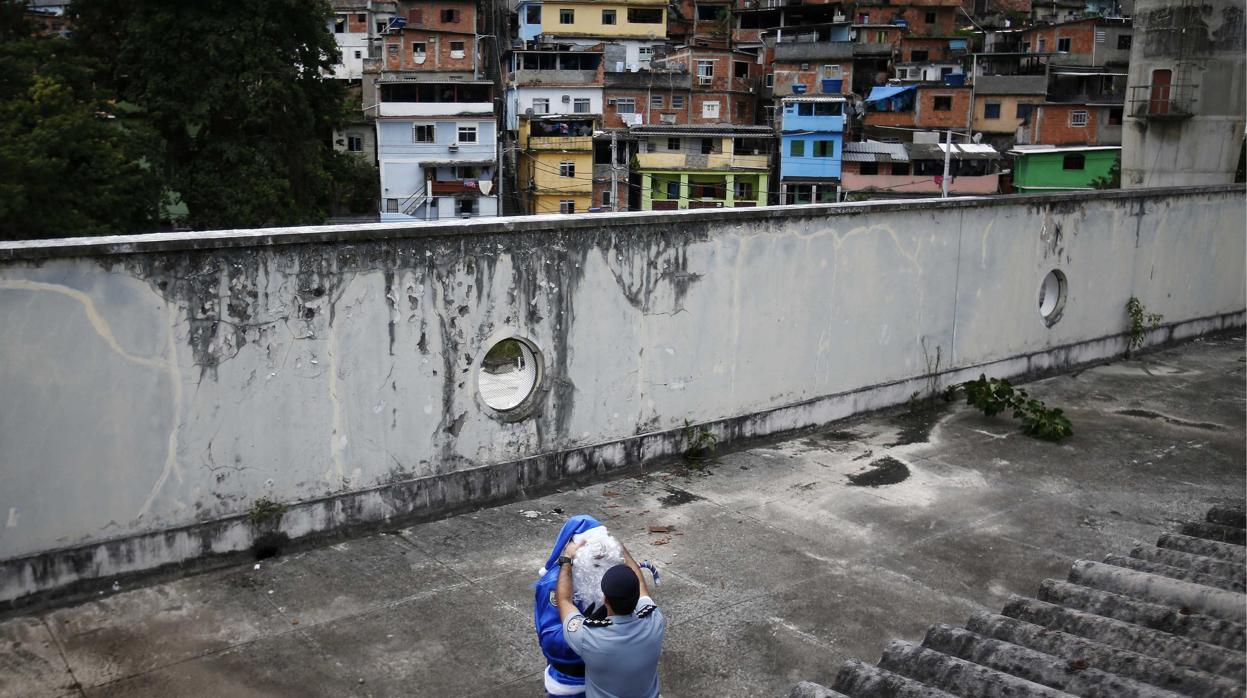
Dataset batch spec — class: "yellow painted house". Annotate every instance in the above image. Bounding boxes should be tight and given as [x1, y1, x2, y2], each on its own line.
[536, 0, 668, 40]
[972, 76, 1048, 135]
[519, 116, 596, 215]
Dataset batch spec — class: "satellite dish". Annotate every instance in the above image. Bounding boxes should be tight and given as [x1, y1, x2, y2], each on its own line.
[525, 107, 535, 116]
[972, 132, 983, 144]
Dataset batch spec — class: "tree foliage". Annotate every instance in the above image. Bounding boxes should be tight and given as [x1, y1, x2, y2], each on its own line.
[0, 2, 162, 238]
[70, 0, 353, 230]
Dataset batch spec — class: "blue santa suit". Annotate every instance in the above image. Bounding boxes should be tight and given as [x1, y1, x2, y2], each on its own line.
[533, 515, 604, 696]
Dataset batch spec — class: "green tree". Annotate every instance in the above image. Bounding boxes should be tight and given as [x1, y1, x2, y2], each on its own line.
[70, 0, 352, 230]
[0, 2, 162, 239]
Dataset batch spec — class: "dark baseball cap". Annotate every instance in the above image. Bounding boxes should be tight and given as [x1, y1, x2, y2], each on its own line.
[601, 564, 639, 603]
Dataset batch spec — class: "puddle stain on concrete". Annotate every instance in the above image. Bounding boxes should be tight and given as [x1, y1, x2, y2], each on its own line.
[847, 457, 911, 487]
[658, 488, 702, 507]
[887, 402, 951, 447]
[1115, 409, 1226, 432]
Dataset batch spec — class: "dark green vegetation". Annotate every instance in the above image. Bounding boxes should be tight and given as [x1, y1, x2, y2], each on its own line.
[1, 0, 376, 239]
[1126, 296, 1164, 354]
[951, 375, 1074, 442]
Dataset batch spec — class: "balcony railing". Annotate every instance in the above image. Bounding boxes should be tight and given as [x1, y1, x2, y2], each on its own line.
[1128, 83, 1195, 120]
[527, 135, 594, 151]
[430, 180, 495, 196]
[636, 152, 770, 170]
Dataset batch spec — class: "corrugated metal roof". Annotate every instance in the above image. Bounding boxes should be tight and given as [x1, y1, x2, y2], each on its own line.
[973, 75, 1048, 95]
[910, 143, 1001, 161]
[843, 141, 909, 163]
[630, 125, 774, 137]
[780, 96, 848, 103]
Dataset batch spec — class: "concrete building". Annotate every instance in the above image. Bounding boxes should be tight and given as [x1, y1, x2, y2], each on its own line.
[1121, 0, 1247, 187]
[863, 84, 973, 137]
[841, 140, 1002, 197]
[517, 114, 596, 214]
[1008, 144, 1119, 192]
[632, 124, 772, 209]
[779, 96, 848, 204]
[971, 75, 1048, 147]
[1017, 17, 1133, 67]
[375, 80, 499, 220]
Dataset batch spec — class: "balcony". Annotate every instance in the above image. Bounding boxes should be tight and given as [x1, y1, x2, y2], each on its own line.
[527, 135, 594, 151]
[1128, 83, 1195, 120]
[511, 69, 599, 86]
[430, 179, 496, 196]
[636, 151, 770, 171]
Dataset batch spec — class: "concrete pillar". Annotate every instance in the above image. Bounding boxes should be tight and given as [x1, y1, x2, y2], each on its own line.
[678, 172, 689, 209]
[641, 173, 652, 210]
[780, 182, 788, 205]
[725, 173, 735, 207]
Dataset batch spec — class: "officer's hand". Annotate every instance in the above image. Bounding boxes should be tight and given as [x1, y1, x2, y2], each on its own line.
[563, 540, 584, 558]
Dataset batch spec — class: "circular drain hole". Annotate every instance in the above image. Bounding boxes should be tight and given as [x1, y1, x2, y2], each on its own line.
[478, 337, 541, 412]
[1038, 269, 1067, 326]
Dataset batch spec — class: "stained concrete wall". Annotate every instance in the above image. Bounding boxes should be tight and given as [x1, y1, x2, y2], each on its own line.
[0, 186, 1243, 606]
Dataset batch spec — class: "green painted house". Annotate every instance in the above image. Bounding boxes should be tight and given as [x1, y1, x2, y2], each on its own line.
[1008, 146, 1120, 192]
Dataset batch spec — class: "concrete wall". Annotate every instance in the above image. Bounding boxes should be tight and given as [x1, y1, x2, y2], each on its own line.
[0, 186, 1243, 606]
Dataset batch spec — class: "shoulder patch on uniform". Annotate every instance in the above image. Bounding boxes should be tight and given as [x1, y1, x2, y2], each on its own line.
[566, 617, 583, 633]
[635, 604, 657, 618]
[584, 618, 613, 627]
[549, 591, 557, 607]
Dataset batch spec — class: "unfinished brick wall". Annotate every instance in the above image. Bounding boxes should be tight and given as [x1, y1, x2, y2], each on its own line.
[1022, 21, 1095, 55]
[915, 87, 970, 128]
[1031, 103, 1100, 145]
[385, 31, 476, 72]
[601, 88, 693, 128]
[773, 61, 854, 96]
[901, 36, 954, 61]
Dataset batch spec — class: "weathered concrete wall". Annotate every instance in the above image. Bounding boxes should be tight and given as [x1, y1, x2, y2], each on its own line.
[0, 186, 1243, 606]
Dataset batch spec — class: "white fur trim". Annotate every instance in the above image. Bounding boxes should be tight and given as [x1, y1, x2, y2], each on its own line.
[543, 666, 586, 695]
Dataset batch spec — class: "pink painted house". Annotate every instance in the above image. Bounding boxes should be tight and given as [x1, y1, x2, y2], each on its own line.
[841, 141, 1001, 198]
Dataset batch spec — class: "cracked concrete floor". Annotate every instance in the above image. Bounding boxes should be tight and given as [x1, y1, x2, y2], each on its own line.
[2, 334, 1244, 698]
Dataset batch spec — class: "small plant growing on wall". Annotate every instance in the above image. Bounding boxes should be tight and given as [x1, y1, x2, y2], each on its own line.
[682, 420, 717, 465]
[954, 375, 1073, 442]
[1125, 297, 1163, 356]
[248, 497, 287, 527]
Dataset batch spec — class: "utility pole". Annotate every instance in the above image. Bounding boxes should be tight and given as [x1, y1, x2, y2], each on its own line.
[610, 129, 619, 212]
[941, 128, 952, 198]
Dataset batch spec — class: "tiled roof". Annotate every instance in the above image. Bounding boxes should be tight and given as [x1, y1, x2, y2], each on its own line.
[974, 75, 1049, 95]
[790, 504, 1247, 698]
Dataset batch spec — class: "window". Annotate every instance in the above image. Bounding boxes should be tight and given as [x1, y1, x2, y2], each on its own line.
[559, 200, 575, 214]
[386, 198, 399, 212]
[1038, 37, 1047, 51]
[560, 8, 574, 23]
[933, 96, 952, 111]
[650, 94, 664, 109]
[526, 6, 540, 23]
[984, 102, 1001, 119]
[700, 138, 714, 155]
[671, 95, 685, 108]
[1068, 110, 1089, 127]
[450, 41, 466, 55]
[924, 11, 936, 23]
[356, 13, 366, 23]
[911, 50, 929, 62]
[638, 46, 653, 63]
[822, 64, 842, 79]
[891, 163, 910, 176]
[1017, 103, 1032, 119]
[458, 198, 476, 216]
[790, 140, 805, 157]
[859, 161, 878, 175]
[601, 190, 612, 207]
[333, 15, 346, 33]
[697, 59, 715, 82]
[412, 42, 426, 57]
[615, 97, 636, 114]
[813, 140, 834, 157]
[696, 4, 726, 20]
[347, 134, 363, 152]
[666, 181, 679, 199]
[874, 31, 887, 43]
[602, 9, 616, 24]
[1118, 34, 1131, 50]
[376, 20, 387, 33]
[666, 137, 680, 151]
[660, 113, 677, 124]
[734, 180, 753, 200]
[532, 97, 549, 114]
[413, 124, 435, 142]
[559, 161, 575, 177]
[354, 50, 361, 59]
[1108, 106, 1123, 125]
[764, 73, 774, 88]
[1062, 154, 1086, 170]
[573, 98, 590, 113]
[441, 9, 460, 23]
[701, 100, 720, 118]
[457, 166, 480, 179]
[734, 61, 749, 79]
[1057, 37, 1071, 52]
[627, 8, 663, 23]
[458, 125, 478, 142]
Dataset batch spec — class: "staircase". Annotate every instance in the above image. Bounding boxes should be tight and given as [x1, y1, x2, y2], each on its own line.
[791, 505, 1247, 698]
[399, 186, 428, 217]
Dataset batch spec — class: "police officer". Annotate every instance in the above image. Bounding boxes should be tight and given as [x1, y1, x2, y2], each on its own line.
[555, 539, 666, 698]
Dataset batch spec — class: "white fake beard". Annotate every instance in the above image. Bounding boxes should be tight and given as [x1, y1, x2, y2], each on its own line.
[571, 527, 625, 609]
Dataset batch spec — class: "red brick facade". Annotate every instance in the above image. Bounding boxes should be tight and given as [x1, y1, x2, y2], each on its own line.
[1028, 103, 1100, 145]
[383, 0, 478, 72]
[773, 61, 854, 96]
[915, 86, 971, 128]
[1020, 20, 1095, 55]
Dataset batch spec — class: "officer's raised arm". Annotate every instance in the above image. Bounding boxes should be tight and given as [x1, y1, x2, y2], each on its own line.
[617, 541, 649, 599]
[555, 539, 583, 623]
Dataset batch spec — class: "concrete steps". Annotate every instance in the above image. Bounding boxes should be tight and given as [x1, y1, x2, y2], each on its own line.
[790, 504, 1247, 698]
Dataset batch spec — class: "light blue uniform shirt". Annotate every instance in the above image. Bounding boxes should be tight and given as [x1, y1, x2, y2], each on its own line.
[563, 595, 666, 698]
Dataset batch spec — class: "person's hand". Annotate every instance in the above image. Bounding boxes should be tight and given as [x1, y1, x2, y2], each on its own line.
[562, 539, 584, 558]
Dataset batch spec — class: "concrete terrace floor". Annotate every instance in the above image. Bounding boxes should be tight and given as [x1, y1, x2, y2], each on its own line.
[2, 335, 1245, 698]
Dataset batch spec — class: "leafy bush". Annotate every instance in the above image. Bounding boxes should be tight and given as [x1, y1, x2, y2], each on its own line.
[958, 374, 1073, 442]
[1125, 297, 1163, 354]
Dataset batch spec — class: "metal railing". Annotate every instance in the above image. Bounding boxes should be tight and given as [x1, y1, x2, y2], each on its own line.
[1128, 83, 1196, 119]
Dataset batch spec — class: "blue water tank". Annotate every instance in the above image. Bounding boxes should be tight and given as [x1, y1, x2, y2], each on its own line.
[944, 73, 966, 87]
[793, 84, 808, 94]
[821, 78, 844, 94]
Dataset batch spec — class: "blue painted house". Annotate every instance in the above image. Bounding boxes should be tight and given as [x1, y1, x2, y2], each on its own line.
[778, 96, 847, 204]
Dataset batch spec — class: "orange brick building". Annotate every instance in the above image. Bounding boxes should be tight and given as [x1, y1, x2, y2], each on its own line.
[383, 0, 480, 73]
